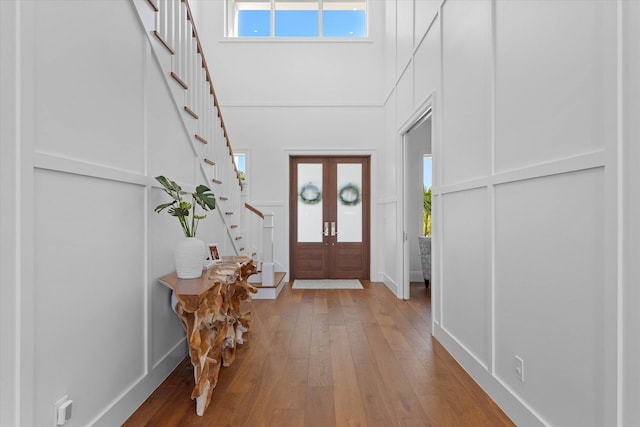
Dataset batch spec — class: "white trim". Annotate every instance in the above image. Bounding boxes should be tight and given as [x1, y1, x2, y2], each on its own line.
[142, 39, 151, 377]
[220, 37, 373, 44]
[615, 0, 624, 423]
[252, 278, 287, 299]
[398, 96, 433, 134]
[246, 200, 285, 207]
[223, 0, 370, 40]
[284, 148, 378, 281]
[409, 270, 424, 282]
[437, 150, 606, 196]
[377, 197, 396, 205]
[90, 339, 187, 427]
[381, 272, 399, 295]
[439, 323, 489, 372]
[489, 0, 497, 376]
[400, 135, 408, 300]
[33, 151, 148, 186]
[221, 102, 383, 108]
[399, 97, 433, 301]
[433, 324, 548, 427]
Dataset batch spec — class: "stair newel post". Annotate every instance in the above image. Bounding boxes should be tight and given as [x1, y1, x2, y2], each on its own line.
[261, 213, 275, 286]
[256, 209, 263, 262]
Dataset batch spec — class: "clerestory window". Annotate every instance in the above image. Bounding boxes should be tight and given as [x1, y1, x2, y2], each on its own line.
[225, 0, 367, 38]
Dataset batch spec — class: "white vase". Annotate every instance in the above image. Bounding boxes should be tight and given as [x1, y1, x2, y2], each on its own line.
[174, 237, 206, 279]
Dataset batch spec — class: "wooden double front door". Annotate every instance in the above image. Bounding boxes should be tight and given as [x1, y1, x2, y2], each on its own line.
[289, 156, 370, 280]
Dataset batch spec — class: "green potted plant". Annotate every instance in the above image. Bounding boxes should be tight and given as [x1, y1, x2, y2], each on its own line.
[154, 176, 216, 278]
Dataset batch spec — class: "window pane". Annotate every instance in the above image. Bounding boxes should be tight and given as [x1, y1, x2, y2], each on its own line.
[275, 1, 319, 37]
[322, 0, 366, 37]
[228, 0, 367, 38]
[298, 164, 323, 242]
[238, 11, 270, 36]
[323, 11, 366, 36]
[337, 163, 362, 242]
[234, 154, 246, 180]
[234, 1, 271, 37]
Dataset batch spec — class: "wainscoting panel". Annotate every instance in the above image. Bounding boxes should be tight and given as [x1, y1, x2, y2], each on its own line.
[33, 0, 146, 175]
[440, 0, 491, 186]
[494, 0, 616, 173]
[33, 169, 147, 426]
[441, 187, 490, 368]
[494, 168, 605, 427]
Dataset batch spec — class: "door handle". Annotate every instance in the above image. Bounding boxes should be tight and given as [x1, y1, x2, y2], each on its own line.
[331, 221, 337, 236]
[323, 222, 329, 237]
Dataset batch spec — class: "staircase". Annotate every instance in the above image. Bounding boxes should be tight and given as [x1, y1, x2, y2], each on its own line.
[132, 0, 285, 297]
[244, 206, 287, 299]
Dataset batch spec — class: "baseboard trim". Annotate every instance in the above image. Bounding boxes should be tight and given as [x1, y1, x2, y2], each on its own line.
[410, 270, 424, 282]
[382, 273, 399, 297]
[91, 340, 188, 426]
[432, 324, 547, 427]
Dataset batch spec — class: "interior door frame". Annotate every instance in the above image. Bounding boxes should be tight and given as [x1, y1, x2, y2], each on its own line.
[285, 149, 377, 281]
[399, 98, 434, 300]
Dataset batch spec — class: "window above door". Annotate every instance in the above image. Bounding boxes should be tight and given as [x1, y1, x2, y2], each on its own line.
[225, 0, 368, 39]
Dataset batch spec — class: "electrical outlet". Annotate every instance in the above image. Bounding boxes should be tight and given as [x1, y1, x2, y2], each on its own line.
[514, 355, 525, 382]
[54, 396, 72, 426]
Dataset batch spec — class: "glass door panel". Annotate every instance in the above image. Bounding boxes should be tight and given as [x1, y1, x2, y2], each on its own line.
[336, 163, 362, 243]
[297, 163, 323, 243]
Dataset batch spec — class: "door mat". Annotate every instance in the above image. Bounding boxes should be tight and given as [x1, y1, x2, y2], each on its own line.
[292, 279, 363, 290]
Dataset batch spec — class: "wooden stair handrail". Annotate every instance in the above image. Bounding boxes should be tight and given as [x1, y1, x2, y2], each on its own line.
[245, 203, 264, 219]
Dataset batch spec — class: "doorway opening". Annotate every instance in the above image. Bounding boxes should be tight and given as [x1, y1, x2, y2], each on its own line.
[289, 155, 371, 280]
[402, 110, 433, 300]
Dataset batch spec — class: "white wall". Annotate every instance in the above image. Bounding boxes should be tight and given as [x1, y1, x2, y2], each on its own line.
[191, 0, 387, 280]
[221, 105, 385, 277]
[383, 0, 441, 295]
[3, 0, 639, 425]
[0, 1, 233, 425]
[385, 0, 638, 426]
[193, 0, 385, 107]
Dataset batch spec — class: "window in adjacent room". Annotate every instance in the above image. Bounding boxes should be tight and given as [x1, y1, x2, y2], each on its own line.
[226, 0, 367, 38]
[423, 155, 432, 237]
[234, 153, 247, 181]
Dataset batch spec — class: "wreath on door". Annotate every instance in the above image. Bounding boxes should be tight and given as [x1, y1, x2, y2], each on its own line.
[338, 183, 361, 206]
[299, 182, 322, 205]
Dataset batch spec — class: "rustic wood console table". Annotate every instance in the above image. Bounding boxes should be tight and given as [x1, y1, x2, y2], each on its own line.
[158, 256, 258, 416]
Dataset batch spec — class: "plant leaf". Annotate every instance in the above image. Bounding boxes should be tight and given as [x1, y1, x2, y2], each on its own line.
[168, 206, 190, 217]
[194, 185, 216, 210]
[155, 176, 183, 201]
[155, 175, 172, 189]
[154, 201, 175, 213]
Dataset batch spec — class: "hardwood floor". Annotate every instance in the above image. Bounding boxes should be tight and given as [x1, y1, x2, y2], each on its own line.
[123, 281, 514, 427]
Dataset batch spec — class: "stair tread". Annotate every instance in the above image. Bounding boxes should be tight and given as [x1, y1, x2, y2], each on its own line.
[250, 271, 286, 289]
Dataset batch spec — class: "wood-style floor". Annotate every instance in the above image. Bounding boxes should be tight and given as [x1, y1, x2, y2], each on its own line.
[124, 282, 514, 427]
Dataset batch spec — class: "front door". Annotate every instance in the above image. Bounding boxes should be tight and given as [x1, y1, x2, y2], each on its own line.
[289, 156, 370, 280]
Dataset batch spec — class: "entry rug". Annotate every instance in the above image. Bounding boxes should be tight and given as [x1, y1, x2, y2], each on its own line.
[292, 279, 363, 290]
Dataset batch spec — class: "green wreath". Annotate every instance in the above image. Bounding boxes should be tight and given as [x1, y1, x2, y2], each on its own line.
[339, 183, 361, 206]
[299, 182, 322, 205]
